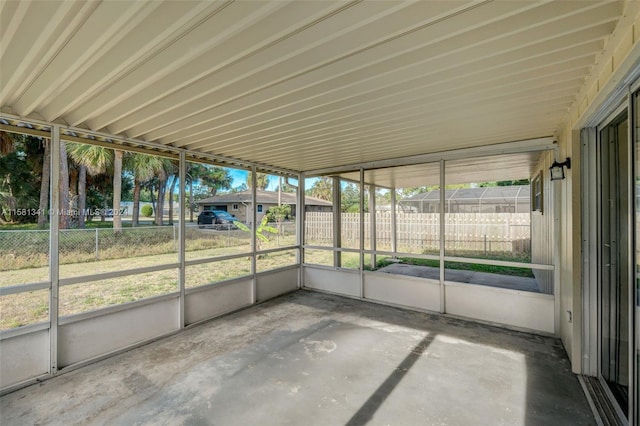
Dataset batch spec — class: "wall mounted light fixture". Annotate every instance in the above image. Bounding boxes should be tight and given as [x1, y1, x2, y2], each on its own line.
[549, 157, 571, 181]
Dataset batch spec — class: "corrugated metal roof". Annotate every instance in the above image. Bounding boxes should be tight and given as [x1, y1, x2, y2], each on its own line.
[0, 1, 632, 172]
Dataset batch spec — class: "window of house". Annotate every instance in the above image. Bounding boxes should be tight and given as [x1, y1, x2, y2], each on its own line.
[257, 204, 263, 213]
[532, 172, 543, 213]
[232, 204, 238, 211]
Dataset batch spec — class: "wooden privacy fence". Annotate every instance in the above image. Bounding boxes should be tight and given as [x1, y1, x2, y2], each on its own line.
[305, 212, 531, 255]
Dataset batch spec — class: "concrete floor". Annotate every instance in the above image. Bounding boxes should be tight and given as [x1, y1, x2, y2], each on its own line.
[1, 291, 593, 425]
[378, 263, 541, 293]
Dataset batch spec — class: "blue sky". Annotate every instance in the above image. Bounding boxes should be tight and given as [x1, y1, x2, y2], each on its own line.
[227, 168, 279, 191]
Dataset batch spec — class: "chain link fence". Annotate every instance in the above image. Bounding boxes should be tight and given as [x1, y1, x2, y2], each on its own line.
[1, 221, 299, 272]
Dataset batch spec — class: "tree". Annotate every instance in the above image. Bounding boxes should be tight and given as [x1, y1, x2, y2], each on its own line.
[276, 183, 296, 193]
[186, 163, 207, 222]
[0, 137, 38, 223]
[341, 182, 360, 212]
[58, 141, 70, 229]
[127, 153, 166, 226]
[231, 183, 248, 193]
[66, 143, 113, 228]
[37, 139, 50, 228]
[236, 215, 278, 252]
[307, 177, 332, 201]
[266, 204, 291, 233]
[246, 171, 269, 190]
[398, 187, 428, 198]
[201, 166, 233, 196]
[154, 164, 168, 226]
[0, 131, 14, 155]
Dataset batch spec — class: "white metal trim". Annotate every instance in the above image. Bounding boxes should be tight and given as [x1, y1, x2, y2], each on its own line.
[58, 263, 179, 286]
[0, 322, 49, 341]
[179, 151, 186, 329]
[359, 168, 365, 298]
[443, 256, 554, 270]
[0, 281, 49, 296]
[443, 280, 555, 299]
[439, 159, 446, 313]
[303, 245, 360, 253]
[626, 88, 636, 425]
[391, 187, 397, 253]
[305, 137, 555, 176]
[581, 126, 599, 376]
[297, 172, 305, 289]
[49, 124, 60, 375]
[255, 264, 300, 277]
[256, 245, 299, 255]
[184, 275, 253, 295]
[0, 373, 51, 397]
[251, 166, 257, 304]
[57, 293, 179, 326]
[185, 252, 252, 266]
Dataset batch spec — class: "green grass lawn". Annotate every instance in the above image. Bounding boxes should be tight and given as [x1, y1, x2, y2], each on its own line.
[375, 256, 534, 278]
[0, 224, 531, 329]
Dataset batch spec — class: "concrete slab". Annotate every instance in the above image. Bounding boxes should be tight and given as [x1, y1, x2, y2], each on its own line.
[378, 263, 541, 293]
[0, 291, 592, 425]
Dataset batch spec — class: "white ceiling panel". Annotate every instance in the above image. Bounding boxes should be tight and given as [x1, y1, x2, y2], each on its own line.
[0, 0, 630, 173]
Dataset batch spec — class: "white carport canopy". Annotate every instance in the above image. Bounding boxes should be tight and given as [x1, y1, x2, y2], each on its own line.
[0, 0, 632, 173]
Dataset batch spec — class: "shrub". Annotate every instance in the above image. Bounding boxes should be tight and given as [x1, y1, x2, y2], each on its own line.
[141, 205, 153, 217]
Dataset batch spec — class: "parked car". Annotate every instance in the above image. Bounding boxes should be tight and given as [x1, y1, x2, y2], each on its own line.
[197, 210, 239, 230]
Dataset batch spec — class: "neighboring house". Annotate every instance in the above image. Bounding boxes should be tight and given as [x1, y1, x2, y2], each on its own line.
[197, 190, 332, 224]
[400, 185, 531, 214]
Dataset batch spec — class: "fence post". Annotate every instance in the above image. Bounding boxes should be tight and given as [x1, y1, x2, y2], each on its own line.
[483, 234, 487, 256]
[95, 228, 99, 260]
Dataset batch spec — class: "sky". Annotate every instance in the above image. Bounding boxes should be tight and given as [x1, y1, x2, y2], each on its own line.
[227, 168, 279, 191]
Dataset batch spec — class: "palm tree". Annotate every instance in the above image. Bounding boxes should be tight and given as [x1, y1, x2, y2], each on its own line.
[37, 138, 50, 228]
[66, 143, 113, 228]
[127, 153, 166, 227]
[186, 163, 207, 222]
[246, 171, 269, 190]
[202, 166, 233, 195]
[154, 163, 169, 226]
[0, 131, 15, 155]
[58, 141, 71, 229]
[308, 177, 333, 201]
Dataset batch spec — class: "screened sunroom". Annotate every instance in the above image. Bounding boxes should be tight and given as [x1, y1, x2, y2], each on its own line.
[0, 1, 639, 425]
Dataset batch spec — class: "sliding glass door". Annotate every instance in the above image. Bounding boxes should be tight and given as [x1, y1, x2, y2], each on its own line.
[599, 112, 630, 418]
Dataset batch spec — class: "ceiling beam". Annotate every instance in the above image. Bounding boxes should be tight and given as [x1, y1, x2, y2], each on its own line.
[304, 137, 556, 176]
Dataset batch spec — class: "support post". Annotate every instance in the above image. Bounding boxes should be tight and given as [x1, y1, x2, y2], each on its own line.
[251, 166, 257, 303]
[439, 159, 446, 314]
[359, 168, 365, 298]
[49, 125, 60, 374]
[297, 173, 305, 288]
[369, 184, 377, 269]
[391, 188, 397, 254]
[333, 176, 342, 267]
[178, 152, 186, 328]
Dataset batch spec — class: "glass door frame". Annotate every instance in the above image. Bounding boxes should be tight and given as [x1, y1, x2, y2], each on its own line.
[581, 87, 638, 425]
[595, 108, 632, 422]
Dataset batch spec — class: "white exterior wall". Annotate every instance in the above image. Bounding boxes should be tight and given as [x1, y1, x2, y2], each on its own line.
[530, 151, 555, 295]
[553, 4, 640, 374]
